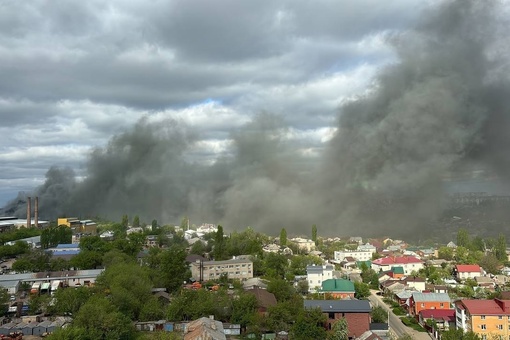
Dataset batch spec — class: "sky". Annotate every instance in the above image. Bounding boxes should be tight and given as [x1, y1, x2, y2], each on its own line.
[1, 0, 509, 237]
[0, 0, 432, 206]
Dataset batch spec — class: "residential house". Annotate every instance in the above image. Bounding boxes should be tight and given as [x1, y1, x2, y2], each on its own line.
[245, 286, 277, 315]
[335, 250, 374, 262]
[184, 317, 226, 340]
[455, 299, 510, 340]
[307, 264, 334, 293]
[371, 256, 424, 275]
[408, 292, 451, 317]
[304, 300, 371, 339]
[395, 291, 414, 306]
[455, 264, 483, 281]
[320, 279, 355, 299]
[290, 238, 316, 253]
[402, 276, 426, 292]
[475, 276, 495, 290]
[389, 267, 404, 279]
[190, 258, 253, 282]
[418, 309, 455, 331]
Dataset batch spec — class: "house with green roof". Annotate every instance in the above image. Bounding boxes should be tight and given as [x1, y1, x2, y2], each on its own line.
[390, 266, 405, 279]
[320, 279, 355, 299]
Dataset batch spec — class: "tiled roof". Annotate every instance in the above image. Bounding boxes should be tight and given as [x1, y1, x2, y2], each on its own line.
[457, 299, 510, 315]
[455, 264, 481, 273]
[245, 287, 277, 309]
[321, 279, 355, 292]
[372, 256, 423, 265]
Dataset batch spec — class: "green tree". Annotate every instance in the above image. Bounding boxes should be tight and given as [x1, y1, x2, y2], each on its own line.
[139, 297, 165, 322]
[438, 246, 454, 261]
[149, 245, 190, 293]
[267, 278, 295, 302]
[231, 292, 258, 329]
[50, 286, 92, 316]
[96, 262, 153, 320]
[73, 295, 135, 340]
[151, 219, 158, 230]
[457, 228, 471, 249]
[213, 225, 227, 260]
[132, 215, 140, 229]
[494, 233, 507, 262]
[41, 225, 72, 249]
[263, 253, 288, 279]
[370, 306, 388, 323]
[70, 250, 103, 270]
[354, 281, 370, 299]
[121, 214, 129, 229]
[280, 228, 287, 246]
[441, 328, 480, 340]
[328, 318, 348, 340]
[479, 253, 501, 275]
[290, 307, 327, 340]
[312, 224, 318, 244]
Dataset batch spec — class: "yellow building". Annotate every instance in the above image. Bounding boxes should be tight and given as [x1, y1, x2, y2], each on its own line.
[455, 299, 510, 340]
[57, 218, 97, 235]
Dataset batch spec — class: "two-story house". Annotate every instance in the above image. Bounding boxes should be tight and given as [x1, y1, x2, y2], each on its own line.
[304, 300, 371, 339]
[307, 264, 334, 293]
[320, 279, 355, 299]
[454, 264, 483, 281]
[409, 292, 452, 317]
[371, 256, 424, 275]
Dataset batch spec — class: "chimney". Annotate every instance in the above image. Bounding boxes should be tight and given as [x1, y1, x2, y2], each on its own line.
[26, 196, 31, 228]
[34, 197, 39, 228]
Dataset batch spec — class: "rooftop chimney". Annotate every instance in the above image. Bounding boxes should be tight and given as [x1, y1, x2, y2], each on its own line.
[26, 196, 31, 228]
[34, 196, 39, 228]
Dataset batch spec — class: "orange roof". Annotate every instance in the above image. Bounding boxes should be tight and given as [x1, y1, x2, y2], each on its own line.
[457, 299, 510, 315]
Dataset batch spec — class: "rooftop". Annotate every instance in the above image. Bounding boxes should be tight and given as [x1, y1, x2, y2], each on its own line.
[412, 292, 450, 303]
[321, 279, 355, 292]
[304, 300, 371, 313]
[456, 264, 481, 272]
[372, 256, 423, 265]
[457, 299, 510, 315]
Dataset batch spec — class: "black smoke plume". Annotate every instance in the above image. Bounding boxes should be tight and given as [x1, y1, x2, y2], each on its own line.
[2, 0, 510, 238]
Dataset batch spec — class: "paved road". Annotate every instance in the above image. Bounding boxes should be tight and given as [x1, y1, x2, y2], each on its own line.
[368, 290, 432, 340]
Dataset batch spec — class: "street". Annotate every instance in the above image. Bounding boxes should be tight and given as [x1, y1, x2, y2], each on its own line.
[368, 290, 432, 340]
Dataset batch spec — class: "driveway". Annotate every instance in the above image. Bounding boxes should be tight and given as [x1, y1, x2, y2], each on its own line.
[368, 290, 432, 340]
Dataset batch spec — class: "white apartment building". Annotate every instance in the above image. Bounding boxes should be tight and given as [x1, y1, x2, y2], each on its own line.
[190, 258, 253, 282]
[334, 250, 374, 262]
[290, 238, 316, 253]
[306, 264, 334, 293]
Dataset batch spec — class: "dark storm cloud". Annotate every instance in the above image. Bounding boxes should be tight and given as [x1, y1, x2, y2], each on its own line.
[4, 0, 509, 239]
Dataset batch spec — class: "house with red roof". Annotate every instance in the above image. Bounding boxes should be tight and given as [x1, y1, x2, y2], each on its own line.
[371, 256, 424, 275]
[455, 299, 510, 339]
[454, 264, 483, 281]
[418, 309, 455, 331]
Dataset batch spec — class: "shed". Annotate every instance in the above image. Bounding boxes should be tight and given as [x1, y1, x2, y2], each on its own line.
[48, 319, 67, 333]
[33, 320, 53, 336]
[0, 322, 16, 335]
[20, 322, 37, 336]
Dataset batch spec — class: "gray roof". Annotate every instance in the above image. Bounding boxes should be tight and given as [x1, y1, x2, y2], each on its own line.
[199, 258, 252, 266]
[304, 300, 371, 313]
[411, 292, 450, 302]
[396, 291, 414, 299]
[0, 269, 104, 284]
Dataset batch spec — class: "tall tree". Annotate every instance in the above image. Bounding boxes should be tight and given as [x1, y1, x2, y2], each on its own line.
[494, 233, 507, 262]
[132, 215, 140, 228]
[312, 224, 318, 244]
[280, 228, 287, 246]
[151, 219, 158, 230]
[213, 225, 226, 260]
[121, 214, 129, 229]
[291, 307, 327, 340]
[457, 228, 471, 249]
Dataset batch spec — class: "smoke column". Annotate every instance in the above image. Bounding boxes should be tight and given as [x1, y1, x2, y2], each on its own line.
[2, 0, 509, 238]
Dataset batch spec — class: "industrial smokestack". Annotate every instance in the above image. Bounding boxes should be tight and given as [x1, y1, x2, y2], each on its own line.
[26, 196, 31, 228]
[34, 197, 39, 228]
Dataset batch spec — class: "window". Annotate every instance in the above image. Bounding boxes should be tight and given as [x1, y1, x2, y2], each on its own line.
[328, 312, 335, 319]
[440, 303, 444, 308]
[421, 303, 425, 308]
[481, 315, 486, 320]
[499, 316, 503, 320]
[481, 324, 486, 330]
[497, 325, 503, 330]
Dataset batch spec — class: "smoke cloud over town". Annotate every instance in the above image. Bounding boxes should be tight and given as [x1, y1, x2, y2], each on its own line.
[2, 0, 510, 237]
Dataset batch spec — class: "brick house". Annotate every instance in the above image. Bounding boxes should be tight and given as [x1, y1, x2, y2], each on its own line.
[409, 292, 452, 317]
[320, 279, 355, 299]
[371, 256, 424, 275]
[304, 300, 371, 339]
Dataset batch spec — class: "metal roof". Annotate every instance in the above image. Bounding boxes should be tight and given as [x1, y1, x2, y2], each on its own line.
[411, 292, 450, 302]
[304, 300, 371, 313]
